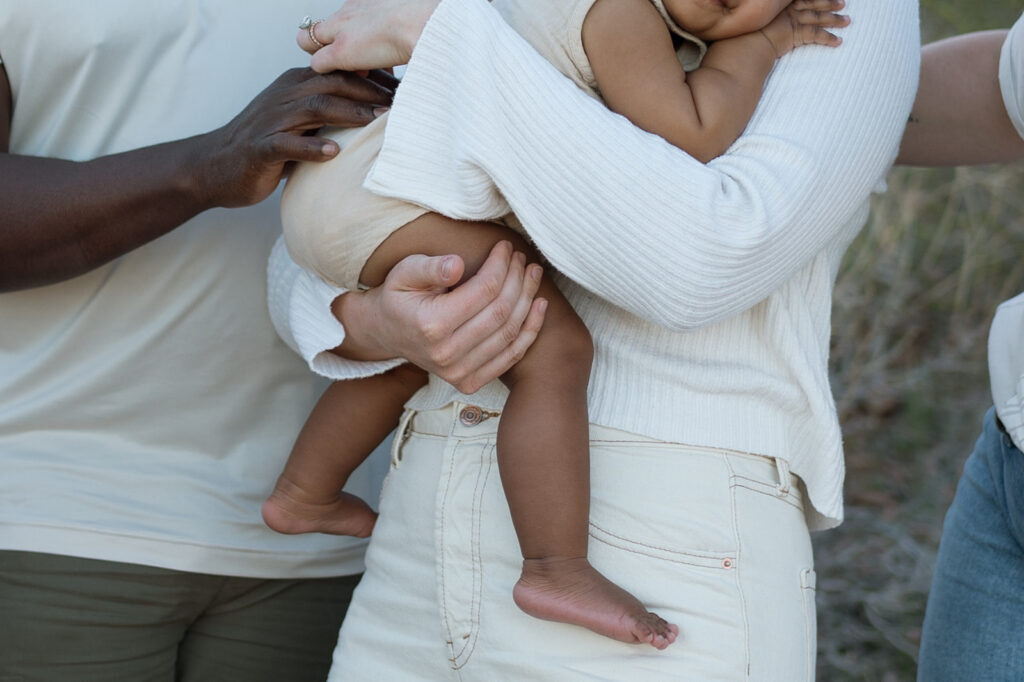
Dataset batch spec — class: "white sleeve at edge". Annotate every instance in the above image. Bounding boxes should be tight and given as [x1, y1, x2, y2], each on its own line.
[1000, 13, 1024, 140]
[267, 236, 404, 380]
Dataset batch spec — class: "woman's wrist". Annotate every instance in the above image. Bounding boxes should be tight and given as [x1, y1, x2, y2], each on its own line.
[330, 289, 397, 362]
[398, 0, 441, 56]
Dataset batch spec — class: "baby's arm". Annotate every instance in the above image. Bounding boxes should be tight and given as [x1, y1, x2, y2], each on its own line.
[582, 0, 847, 163]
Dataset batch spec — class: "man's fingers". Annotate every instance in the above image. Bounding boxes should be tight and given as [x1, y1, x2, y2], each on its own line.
[286, 71, 392, 129]
[300, 70, 394, 105]
[295, 93, 386, 129]
[262, 132, 340, 164]
[367, 69, 401, 91]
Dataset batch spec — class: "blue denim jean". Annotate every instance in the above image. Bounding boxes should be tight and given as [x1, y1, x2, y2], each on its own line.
[917, 408, 1024, 681]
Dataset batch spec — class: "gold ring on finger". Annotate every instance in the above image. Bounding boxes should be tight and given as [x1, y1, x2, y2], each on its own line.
[298, 16, 325, 49]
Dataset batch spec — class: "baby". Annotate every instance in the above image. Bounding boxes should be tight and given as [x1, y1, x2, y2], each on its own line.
[265, 0, 847, 649]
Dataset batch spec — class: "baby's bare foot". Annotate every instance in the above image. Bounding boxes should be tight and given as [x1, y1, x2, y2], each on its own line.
[261, 477, 376, 537]
[512, 557, 678, 649]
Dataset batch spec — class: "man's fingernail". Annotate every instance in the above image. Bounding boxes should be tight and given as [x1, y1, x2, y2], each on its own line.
[373, 107, 390, 118]
[531, 264, 542, 281]
[322, 142, 339, 156]
[441, 256, 455, 280]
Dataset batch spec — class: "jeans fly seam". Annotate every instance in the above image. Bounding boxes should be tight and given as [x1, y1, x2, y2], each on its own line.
[438, 439, 460, 667]
[450, 444, 491, 668]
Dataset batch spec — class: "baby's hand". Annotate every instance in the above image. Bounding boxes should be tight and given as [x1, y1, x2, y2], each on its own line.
[760, 0, 849, 58]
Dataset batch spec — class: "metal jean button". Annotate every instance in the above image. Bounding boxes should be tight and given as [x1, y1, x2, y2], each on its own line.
[458, 405, 500, 427]
[459, 405, 484, 426]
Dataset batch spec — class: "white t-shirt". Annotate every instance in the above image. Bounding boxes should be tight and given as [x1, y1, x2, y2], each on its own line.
[0, 1, 385, 578]
[988, 13, 1024, 449]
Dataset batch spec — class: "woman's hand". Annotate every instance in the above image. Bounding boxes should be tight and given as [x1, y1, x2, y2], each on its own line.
[297, 0, 441, 72]
[333, 241, 547, 393]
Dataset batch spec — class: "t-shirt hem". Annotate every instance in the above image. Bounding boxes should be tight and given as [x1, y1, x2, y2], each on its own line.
[0, 523, 366, 579]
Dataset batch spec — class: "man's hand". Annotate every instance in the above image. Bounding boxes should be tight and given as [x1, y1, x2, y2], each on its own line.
[334, 241, 547, 393]
[0, 67, 396, 291]
[196, 68, 395, 208]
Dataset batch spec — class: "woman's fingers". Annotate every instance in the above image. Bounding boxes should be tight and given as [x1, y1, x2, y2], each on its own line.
[440, 252, 546, 392]
[457, 297, 547, 394]
[297, 0, 441, 72]
[296, 16, 331, 54]
[343, 242, 545, 391]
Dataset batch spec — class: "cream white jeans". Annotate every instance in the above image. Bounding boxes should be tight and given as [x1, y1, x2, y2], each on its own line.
[329, 403, 816, 681]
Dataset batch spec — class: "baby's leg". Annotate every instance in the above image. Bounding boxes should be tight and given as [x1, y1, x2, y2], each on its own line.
[262, 364, 427, 536]
[364, 215, 677, 649]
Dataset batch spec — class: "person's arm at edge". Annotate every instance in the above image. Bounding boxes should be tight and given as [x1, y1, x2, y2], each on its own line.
[897, 29, 1024, 166]
[355, 0, 919, 331]
[0, 64, 9, 160]
[0, 67, 390, 292]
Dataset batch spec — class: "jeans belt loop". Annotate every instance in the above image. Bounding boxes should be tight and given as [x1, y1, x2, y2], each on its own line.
[775, 457, 792, 497]
[391, 408, 417, 467]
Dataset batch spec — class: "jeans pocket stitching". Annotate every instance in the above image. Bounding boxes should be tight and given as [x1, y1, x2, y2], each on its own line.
[589, 522, 735, 569]
[731, 479, 804, 511]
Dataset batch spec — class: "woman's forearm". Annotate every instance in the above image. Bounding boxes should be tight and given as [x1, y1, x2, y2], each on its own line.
[366, 0, 919, 331]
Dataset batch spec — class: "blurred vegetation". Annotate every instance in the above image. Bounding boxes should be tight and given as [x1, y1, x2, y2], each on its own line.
[817, 2, 1024, 679]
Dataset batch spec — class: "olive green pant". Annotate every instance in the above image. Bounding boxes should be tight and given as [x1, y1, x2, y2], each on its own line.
[0, 551, 360, 682]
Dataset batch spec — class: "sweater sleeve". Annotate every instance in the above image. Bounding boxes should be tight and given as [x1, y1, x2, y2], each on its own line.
[366, 0, 920, 331]
[1000, 13, 1024, 140]
[266, 235, 404, 380]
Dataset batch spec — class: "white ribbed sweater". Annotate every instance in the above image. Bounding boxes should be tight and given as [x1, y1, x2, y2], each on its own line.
[269, 0, 920, 530]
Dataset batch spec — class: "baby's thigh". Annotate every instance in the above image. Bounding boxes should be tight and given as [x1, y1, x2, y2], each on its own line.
[281, 117, 428, 290]
[360, 212, 533, 289]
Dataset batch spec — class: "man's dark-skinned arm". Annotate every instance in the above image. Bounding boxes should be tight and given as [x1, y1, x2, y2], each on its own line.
[0, 66, 394, 292]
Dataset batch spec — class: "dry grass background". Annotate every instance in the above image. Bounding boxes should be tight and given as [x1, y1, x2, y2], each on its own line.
[816, 2, 1024, 678]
